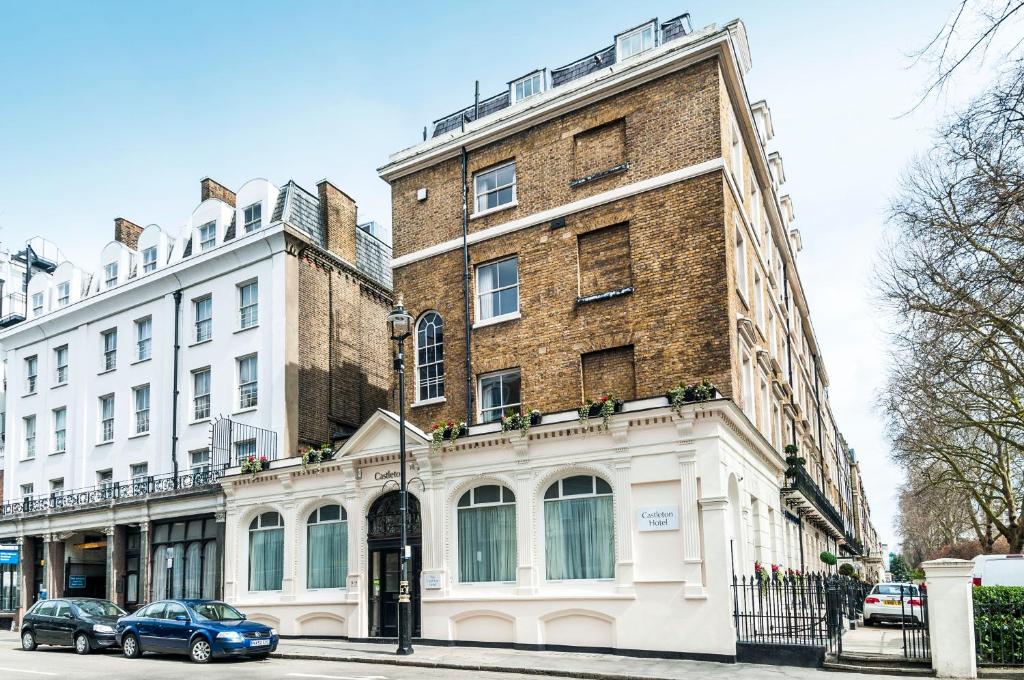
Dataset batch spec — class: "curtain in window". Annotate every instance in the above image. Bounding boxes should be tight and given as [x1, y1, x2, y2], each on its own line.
[307, 522, 348, 588]
[459, 504, 516, 582]
[171, 544, 186, 598]
[150, 547, 167, 600]
[249, 527, 284, 591]
[545, 496, 614, 580]
[184, 542, 202, 599]
[202, 541, 218, 599]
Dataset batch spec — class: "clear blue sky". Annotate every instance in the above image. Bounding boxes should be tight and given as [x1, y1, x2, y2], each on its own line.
[0, 1, 986, 550]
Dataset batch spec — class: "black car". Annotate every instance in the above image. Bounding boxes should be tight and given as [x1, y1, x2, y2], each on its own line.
[21, 598, 127, 654]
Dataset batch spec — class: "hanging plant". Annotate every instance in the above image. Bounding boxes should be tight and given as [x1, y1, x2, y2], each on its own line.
[577, 395, 621, 431]
[430, 421, 468, 451]
[240, 455, 269, 475]
[501, 408, 541, 438]
[666, 379, 719, 415]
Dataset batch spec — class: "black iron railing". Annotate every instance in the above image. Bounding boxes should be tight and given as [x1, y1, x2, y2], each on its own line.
[0, 468, 224, 518]
[975, 597, 1024, 666]
[784, 464, 847, 535]
[210, 417, 279, 468]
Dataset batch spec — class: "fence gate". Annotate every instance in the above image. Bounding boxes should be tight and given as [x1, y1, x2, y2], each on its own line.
[899, 586, 930, 661]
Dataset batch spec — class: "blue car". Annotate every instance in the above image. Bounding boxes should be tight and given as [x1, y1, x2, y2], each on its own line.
[115, 599, 278, 663]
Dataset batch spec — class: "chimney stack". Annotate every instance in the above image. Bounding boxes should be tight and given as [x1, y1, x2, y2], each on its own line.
[317, 179, 357, 263]
[114, 217, 144, 250]
[200, 177, 236, 207]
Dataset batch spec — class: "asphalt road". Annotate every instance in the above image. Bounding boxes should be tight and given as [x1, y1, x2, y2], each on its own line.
[0, 640, 536, 680]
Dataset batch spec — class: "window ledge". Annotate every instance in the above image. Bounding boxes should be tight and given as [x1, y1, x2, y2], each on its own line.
[576, 286, 634, 306]
[128, 432, 150, 440]
[189, 338, 213, 348]
[131, 357, 152, 366]
[95, 440, 114, 447]
[569, 162, 629, 188]
[52, 382, 68, 390]
[190, 417, 212, 426]
[736, 288, 750, 311]
[22, 391, 37, 398]
[234, 324, 259, 335]
[473, 312, 521, 330]
[233, 406, 258, 415]
[470, 200, 518, 221]
[49, 450, 66, 456]
[20, 457, 36, 463]
[97, 368, 117, 376]
[412, 397, 446, 408]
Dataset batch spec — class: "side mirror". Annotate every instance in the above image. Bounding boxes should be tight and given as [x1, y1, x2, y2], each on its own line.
[240, 614, 247, 620]
[175, 615, 187, 622]
[63, 612, 74, 619]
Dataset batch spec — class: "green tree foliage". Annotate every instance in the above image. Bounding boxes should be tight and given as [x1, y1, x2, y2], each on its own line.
[889, 553, 912, 582]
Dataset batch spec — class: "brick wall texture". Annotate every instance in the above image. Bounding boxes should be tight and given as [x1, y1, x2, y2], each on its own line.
[577, 222, 632, 296]
[113, 218, 144, 250]
[200, 178, 236, 207]
[582, 345, 636, 401]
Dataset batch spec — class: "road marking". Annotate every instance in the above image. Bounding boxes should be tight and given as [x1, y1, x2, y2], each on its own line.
[0, 668, 59, 677]
[286, 674, 387, 680]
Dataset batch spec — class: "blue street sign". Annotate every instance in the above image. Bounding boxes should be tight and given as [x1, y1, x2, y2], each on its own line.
[68, 575, 86, 588]
[0, 548, 19, 565]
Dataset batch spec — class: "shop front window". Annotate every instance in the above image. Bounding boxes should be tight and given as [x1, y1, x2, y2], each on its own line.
[150, 518, 219, 601]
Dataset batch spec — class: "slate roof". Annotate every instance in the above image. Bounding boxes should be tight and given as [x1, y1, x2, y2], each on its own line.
[430, 13, 693, 138]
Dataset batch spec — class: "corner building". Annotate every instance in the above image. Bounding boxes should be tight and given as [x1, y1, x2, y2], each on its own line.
[219, 14, 881, 659]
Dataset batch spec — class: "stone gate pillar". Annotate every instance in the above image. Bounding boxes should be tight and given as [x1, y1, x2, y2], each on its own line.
[922, 558, 976, 679]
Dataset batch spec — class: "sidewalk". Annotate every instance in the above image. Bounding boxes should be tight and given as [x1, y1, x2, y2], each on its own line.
[273, 638, 911, 679]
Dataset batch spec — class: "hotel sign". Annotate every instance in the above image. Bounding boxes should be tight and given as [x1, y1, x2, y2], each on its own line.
[637, 506, 679, 532]
[0, 546, 18, 565]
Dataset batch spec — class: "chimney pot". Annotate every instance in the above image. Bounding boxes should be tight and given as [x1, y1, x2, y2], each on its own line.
[317, 179, 357, 263]
[200, 177, 236, 207]
[113, 217, 144, 250]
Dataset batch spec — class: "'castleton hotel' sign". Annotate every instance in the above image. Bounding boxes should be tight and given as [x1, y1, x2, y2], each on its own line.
[636, 506, 680, 532]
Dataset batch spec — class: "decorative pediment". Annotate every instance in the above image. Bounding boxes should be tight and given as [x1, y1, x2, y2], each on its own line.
[756, 349, 773, 374]
[737, 316, 756, 345]
[336, 409, 430, 461]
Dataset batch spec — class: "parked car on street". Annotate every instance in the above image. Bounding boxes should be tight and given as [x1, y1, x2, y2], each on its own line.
[863, 583, 925, 626]
[972, 554, 1024, 586]
[115, 599, 278, 663]
[20, 597, 126, 654]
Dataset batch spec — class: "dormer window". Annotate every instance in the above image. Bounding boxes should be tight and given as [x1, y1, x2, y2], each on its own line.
[199, 221, 217, 251]
[511, 71, 544, 104]
[142, 246, 158, 273]
[56, 282, 70, 307]
[31, 292, 43, 317]
[616, 22, 656, 61]
[104, 262, 119, 289]
[243, 203, 262, 233]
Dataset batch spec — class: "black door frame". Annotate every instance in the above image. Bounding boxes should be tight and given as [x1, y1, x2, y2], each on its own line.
[366, 491, 422, 638]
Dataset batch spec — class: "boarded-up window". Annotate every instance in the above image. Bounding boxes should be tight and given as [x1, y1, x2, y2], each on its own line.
[582, 345, 636, 400]
[578, 223, 632, 297]
[573, 119, 626, 180]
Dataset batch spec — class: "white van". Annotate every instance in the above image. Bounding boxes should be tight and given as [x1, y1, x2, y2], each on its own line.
[972, 554, 1024, 586]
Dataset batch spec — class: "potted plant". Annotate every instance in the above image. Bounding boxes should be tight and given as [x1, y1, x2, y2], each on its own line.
[240, 455, 269, 475]
[430, 420, 468, 451]
[666, 379, 719, 415]
[529, 409, 543, 426]
[577, 395, 622, 431]
[784, 443, 806, 468]
[820, 551, 838, 567]
[301, 443, 335, 471]
[501, 408, 541, 437]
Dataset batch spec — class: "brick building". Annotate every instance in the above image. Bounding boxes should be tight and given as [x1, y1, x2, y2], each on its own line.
[0, 176, 390, 628]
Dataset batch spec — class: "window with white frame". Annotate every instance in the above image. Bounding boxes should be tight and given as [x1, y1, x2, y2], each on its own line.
[130, 463, 148, 487]
[476, 256, 519, 322]
[31, 292, 44, 317]
[759, 376, 770, 433]
[194, 296, 212, 342]
[248, 511, 284, 591]
[478, 369, 521, 423]
[731, 118, 744, 188]
[735, 221, 748, 297]
[307, 505, 348, 589]
[54, 345, 68, 384]
[198, 221, 216, 251]
[97, 469, 114, 491]
[543, 475, 614, 580]
[25, 355, 37, 393]
[142, 246, 158, 273]
[21, 483, 34, 497]
[99, 394, 115, 442]
[191, 448, 211, 475]
[616, 22, 655, 60]
[235, 439, 257, 464]
[56, 282, 70, 307]
[416, 312, 444, 402]
[104, 262, 119, 289]
[512, 72, 543, 103]
[458, 485, 516, 582]
[50, 478, 64, 494]
[134, 385, 150, 434]
[238, 354, 258, 409]
[23, 415, 36, 459]
[53, 407, 66, 453]
[136, 316, 152, 361]
[193, 368, 211, 420]
[750, 181, 761, 240]
[102, 328, 117, 370]
[243, 203, 262, 233]
[238, 281, 258, 329]
[473, 161, 516, 213]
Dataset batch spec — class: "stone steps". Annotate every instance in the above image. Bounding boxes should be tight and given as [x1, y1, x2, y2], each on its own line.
[823, 653, 935, 677]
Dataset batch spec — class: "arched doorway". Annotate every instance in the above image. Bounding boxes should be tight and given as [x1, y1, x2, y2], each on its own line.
[366, 491, 422, 638]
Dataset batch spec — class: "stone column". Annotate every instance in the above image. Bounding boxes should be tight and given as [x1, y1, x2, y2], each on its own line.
[46, 537, 65, 599]
[609, 421, 634, 588]
[514, 468, 535, 595]
[17, 536, 34, 629]
[106, 525, 126, 607]
[139, 522, 151, 604]
[922, 558, 976, 679]
[214, 511, 226, 600]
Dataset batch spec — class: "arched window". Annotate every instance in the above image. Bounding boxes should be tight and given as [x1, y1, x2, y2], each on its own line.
[543, 475, 614, 580]
[249, 511, 284, 591]
[416, 312, 444, 402]
[457, 485, 516, 583]
[307, 504, 348, 589]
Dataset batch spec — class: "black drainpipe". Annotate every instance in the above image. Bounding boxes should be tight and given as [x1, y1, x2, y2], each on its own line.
[461, 146, 473, 425]
[171, 290, 183, 486]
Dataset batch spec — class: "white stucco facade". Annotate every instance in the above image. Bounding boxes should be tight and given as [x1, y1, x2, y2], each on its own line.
[221, 398, 804, 657]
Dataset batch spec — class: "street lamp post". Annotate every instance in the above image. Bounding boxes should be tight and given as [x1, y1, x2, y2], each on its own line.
[388, 297, 414, 656]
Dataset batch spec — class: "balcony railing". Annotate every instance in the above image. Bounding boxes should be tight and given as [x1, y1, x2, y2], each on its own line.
[782, 464, 847, 538]
[0, 468, 224, 518]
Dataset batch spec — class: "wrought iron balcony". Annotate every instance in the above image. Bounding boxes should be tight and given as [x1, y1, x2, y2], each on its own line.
[781, 463, 847, 539]
[0, 468, 224, 518]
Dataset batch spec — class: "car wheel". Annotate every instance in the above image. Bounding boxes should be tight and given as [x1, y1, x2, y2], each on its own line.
[190, 637, 212, 664]
[74, 633, 91, 655]
[122, 633, 142, 659]
[21, 630, 36, 651]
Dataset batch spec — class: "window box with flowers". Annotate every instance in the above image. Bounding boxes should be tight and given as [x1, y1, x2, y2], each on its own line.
[301, 443, 336, 471]
[430, 421, 468, 452]
[666, 379, 719, 415]
[240, 455, 270, 475]
[500, 408, 542, 437]
[577, 394, 622, 431]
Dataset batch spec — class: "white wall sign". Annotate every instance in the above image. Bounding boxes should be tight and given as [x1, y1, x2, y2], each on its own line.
[423, 573, 442, 590]
[637, 505, 679, 532]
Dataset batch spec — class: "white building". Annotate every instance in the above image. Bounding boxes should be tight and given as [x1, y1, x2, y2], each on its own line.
[0, 176, 392, 628]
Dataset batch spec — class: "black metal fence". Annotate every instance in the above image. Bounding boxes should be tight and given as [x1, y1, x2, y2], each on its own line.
[975, 597, 1024, 666]
[733, 573, 840, 651]
[210, 417, 279, 468]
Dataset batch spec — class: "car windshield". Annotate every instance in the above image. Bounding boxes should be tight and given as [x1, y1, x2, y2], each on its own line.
[72, 600, 126, 617]
[189, 602, 244, 622]
[875, 584, 919, 597]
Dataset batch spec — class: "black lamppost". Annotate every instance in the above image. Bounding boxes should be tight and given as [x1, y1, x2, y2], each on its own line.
[388, 297, 414, 656]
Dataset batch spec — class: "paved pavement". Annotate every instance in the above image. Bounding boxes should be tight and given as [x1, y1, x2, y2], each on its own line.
[840, 624, 909, 656]
[0, 630, 915, 679]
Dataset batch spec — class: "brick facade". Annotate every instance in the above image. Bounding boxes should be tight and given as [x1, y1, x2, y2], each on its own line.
[113, 217, 144, 250]
[200, 177, 236, 206]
